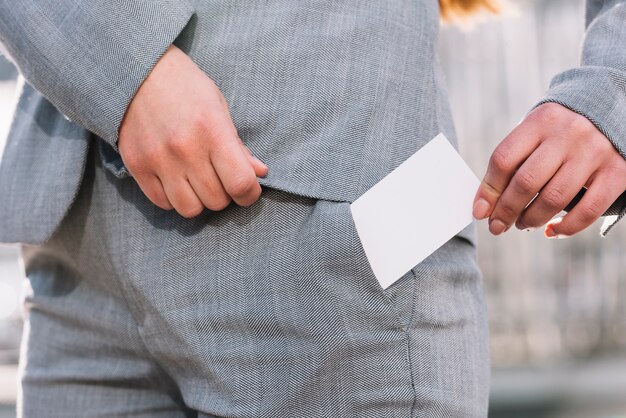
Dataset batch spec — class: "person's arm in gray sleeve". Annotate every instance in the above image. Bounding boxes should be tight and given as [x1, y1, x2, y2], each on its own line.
[473, 0, 626, 239]
[0, 0, 194, 151]
[535, 0, 626, 235]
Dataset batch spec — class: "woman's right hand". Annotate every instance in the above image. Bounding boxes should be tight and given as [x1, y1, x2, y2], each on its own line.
[118, 44, 268, 218]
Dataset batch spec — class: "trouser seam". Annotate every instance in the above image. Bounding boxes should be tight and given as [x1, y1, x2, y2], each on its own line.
[407, 268, 419, 417]
[89, 145, 185, 401]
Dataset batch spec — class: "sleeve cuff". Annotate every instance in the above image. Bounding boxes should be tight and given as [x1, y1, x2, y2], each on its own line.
[0, 1, 195, 152]
[102, 4, 195, 151]
[533, 66, 626, 237]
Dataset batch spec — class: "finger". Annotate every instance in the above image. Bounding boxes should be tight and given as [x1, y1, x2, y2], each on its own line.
[487, 141, 564, 234]
[205, 103, 262, 206]
[232, 134, 268, 177]
[218, 101, 268, 177]
[210, 135, 262, 207]
[187, 163, 232, 212]
[134, 173, 173, 210]
[545, 172, 626, 238]
[517, 160, 592, 230]
[240, 143, 268, 177]
[160, 175, 205, 218]
[473, 123, 543, 220]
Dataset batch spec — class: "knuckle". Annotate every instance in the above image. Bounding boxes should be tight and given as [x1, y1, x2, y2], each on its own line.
[190, 114, 212, 137]
[247, 185, 262, 204]
[154, 198, 173, 211]
[161, 203, 174, 211]
[533, 103, 563, 125]
[165, 134, 192, 158]
[149, 189, 172, 210]
[206, 195, 232, 211]
[178, 203, 203, 218]
[190, 113, 233, 146]
[513, 170, 537, 194]
[144, 188, 167, 209]
[139, 183, 157, 203]
[579, 199, 603, 222]
[570, 114, 595, 136]
[490, 147, 513, 173]
[498, 202, 517, 220]
[228, 174, 257, 198]
[541, 187, 567, 210]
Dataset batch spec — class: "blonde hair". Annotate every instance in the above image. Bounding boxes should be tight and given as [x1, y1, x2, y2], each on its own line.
[439, 0, 501, 21]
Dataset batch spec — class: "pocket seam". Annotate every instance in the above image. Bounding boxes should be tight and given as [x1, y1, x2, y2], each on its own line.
[340, 201, 412, 330]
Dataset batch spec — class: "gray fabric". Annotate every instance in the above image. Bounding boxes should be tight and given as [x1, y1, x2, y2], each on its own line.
[18, 140, 490, 417]
[0, 80, 90, 244]
[0, 0, 194, 149]
[0, 40, 13, 64]
[535, 0, 626, 235]
[1, 0, 465, 244]
[1, 1, 625, 245]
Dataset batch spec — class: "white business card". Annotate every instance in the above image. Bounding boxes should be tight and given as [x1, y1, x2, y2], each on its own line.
[350, 133, 480, 289]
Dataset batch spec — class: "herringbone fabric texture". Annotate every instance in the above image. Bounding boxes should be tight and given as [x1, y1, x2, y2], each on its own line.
[0, 1, 625, 243]
[18, 140, 490, 417]
[2, 2, 622, 415]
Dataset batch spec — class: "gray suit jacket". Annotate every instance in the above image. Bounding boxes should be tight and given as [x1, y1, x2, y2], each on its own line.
[0, 0, 625, 244]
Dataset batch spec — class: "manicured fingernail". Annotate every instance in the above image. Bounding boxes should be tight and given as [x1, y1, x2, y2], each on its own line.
[544, 219, 568, 239]
[489, 219, 507, 235]
[473, 198, 490, 219]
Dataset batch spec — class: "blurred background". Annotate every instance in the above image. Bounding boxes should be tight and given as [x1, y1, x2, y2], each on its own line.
[1, 0, 625, 417]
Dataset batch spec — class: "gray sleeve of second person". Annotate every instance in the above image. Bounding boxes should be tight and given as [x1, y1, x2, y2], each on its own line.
[0, 0, 194, 151]
[535, 0, 626, 236]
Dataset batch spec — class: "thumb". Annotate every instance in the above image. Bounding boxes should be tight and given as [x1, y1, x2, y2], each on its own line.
[240, 144, 268, 177]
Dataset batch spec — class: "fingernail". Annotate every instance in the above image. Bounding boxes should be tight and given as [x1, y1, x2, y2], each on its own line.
[473, 198, 490, 219]
[544, 219, 568, 239]
[489, 219, 507, 235]
[544, 224, 556, 238]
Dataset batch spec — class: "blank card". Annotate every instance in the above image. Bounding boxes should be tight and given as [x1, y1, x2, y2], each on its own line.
[350, 133, 480, 289]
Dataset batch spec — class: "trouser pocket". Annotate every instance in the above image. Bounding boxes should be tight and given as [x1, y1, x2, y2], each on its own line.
[310, 198, 417, 332]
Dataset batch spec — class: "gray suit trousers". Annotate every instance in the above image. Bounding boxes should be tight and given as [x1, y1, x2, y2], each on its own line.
[18, 138, 489, 417]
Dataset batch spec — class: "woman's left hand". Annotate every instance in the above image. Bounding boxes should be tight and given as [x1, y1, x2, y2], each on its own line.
[472, 102, 626, 238]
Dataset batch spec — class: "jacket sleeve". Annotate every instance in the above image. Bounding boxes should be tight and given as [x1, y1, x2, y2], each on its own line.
[0, 0, 194, 151]
[534, 0, 626, 236]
